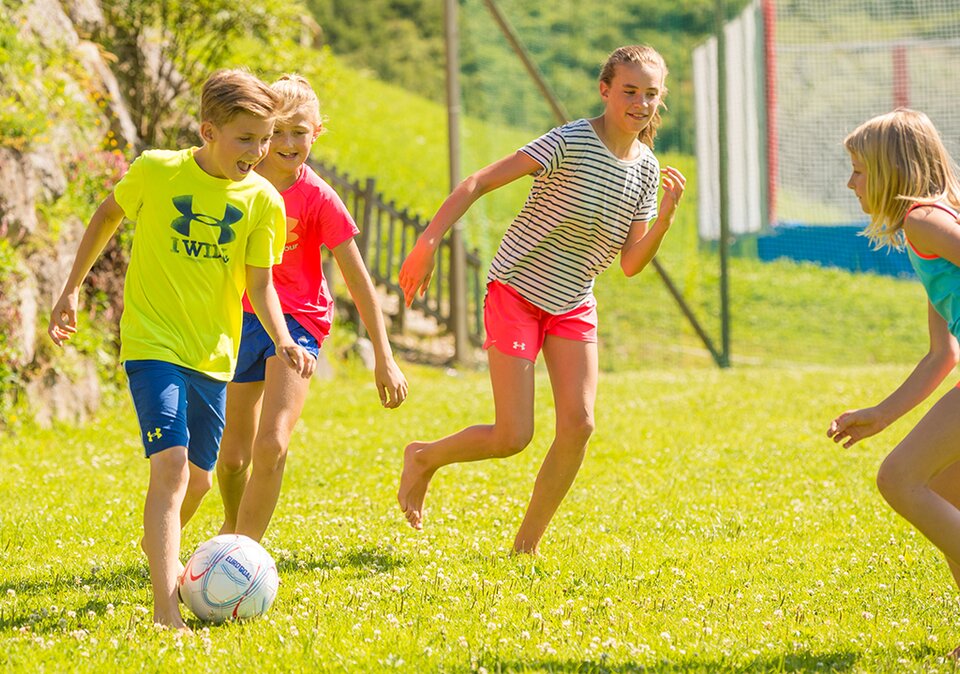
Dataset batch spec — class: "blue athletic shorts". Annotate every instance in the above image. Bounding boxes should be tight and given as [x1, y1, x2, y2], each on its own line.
[233, 312, 319, 383]
[124, 359, 227, 471]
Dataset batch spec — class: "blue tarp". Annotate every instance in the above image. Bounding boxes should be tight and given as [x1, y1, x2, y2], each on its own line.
[757, 223, 914, 278]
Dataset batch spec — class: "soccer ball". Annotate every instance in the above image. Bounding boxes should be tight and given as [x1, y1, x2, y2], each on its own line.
[178, 534, 279, 623]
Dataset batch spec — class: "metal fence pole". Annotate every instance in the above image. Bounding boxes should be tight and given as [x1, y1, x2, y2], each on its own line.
[716, 0, 732, 367]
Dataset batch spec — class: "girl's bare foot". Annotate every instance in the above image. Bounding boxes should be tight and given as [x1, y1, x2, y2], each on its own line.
[948, 643, 960, 659]
[397, 442, 434, 530]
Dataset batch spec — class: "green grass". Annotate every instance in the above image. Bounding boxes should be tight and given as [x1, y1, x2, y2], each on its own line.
[3, 360, 960, 672]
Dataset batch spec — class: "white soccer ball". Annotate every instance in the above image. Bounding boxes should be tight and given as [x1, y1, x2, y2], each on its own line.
[178, 534, 279, 623]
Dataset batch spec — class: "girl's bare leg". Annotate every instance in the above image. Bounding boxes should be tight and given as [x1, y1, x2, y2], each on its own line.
[233, 356, 311, 541]
[877, 388, 960, 567]
[513, 336, 598, 554]
[398, 347, 536, 529]
[927, 458, 960, 657]
[217, 381, 264, 534]
[929, 460, 960, 588]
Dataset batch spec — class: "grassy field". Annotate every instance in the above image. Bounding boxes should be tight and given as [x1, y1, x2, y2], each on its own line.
[3, 359, 960, 672]
[3, 34, 948, 674]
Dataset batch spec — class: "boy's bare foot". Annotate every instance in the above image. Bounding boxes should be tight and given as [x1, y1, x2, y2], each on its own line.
[948, 643, 960, 660]
[153, 612, 191, 633]
[397, 442, 434, 530]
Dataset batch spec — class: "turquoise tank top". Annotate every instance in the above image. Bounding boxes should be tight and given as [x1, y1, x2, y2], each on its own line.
[905, 203, 960, 340]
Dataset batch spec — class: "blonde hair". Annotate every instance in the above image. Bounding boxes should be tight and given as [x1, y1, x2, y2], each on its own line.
[272, 74, 323, 129]
[200, 68, 282, 127]
[844, 108, 960, 248]
[599, 45, 668, 149]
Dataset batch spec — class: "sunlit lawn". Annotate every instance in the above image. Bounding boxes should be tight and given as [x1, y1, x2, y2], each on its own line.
[3, 359, 960, 672]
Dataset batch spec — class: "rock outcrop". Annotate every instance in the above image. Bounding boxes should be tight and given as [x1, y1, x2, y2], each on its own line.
[1, 0, 138, 426]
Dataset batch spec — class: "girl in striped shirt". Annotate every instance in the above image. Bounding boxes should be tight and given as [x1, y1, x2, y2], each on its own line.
[398, 45, 686, 554]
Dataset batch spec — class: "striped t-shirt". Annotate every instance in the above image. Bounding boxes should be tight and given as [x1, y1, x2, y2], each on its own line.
[487, 118, 660, 314]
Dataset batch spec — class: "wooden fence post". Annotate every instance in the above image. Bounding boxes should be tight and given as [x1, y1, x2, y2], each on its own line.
[358, 177, 376, 263]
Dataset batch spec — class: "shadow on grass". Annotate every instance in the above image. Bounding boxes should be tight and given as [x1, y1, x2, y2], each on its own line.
[451, 651, 860, 673]
[274, 544, 408, 575]
[0, 562, 149, 630]
[1, 561, 148, 597]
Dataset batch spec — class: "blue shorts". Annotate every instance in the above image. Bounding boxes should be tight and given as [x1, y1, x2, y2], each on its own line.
[233, 312, 319, 383]
[124, 359, 227, 471]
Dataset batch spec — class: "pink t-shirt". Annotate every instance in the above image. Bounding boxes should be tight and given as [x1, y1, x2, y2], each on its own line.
[242, 164, 359, 340]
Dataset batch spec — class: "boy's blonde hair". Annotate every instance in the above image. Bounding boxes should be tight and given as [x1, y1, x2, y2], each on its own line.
[200, 68, 282, 127]
[272, 74, 323, 129]
[844, 108, 960, 248]
[599, 45, 668, 149]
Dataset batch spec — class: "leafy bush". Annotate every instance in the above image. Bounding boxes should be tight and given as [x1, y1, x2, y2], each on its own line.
[96, 0, 310, 149]
[0, 238, 27, 419]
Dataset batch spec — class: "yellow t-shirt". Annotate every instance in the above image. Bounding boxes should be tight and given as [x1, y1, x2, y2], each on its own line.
[114, 148, 285, 381]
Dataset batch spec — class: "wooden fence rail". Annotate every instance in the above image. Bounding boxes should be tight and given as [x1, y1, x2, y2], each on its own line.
[310, 159, 485, 351]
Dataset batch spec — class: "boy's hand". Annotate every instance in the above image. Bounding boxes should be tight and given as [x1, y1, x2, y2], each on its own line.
[48, 291, 79, 347]
[276, 344, 315, 379]
[375, 358, 408, 409]
[827, 406, 887, 448]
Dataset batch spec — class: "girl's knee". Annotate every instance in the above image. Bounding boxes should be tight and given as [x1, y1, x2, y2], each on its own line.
[491, 425, 534, 458]
[216, 450, 251, 477]
[558, 414, 595, 446]
[876, 452, 918, 506]
[253, 435, 289, 473]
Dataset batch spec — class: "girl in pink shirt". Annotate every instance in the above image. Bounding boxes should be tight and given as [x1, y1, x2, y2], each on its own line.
[217, 74, 408, 542]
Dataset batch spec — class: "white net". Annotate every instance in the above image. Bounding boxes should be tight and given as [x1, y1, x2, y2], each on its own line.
[696, 0, 960, 253]
[773, 0, 960, 228]
[695, 0, 764, 240]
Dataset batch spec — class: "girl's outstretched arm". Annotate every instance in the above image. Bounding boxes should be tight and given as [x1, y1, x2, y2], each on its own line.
[398, 151, 541, 307]
[332, 238, 408, 408]
[620, 166, 686, 277]
[49, 193, 125, 346]
[828, 302, 960, 448]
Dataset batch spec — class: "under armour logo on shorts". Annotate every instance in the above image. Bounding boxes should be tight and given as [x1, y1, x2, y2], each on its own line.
[146, 428, 163, 442]
[512, 341, 526, 351]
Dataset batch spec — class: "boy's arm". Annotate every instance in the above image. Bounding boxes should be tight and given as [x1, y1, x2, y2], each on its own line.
[48, 193, 125, 346]
[244, 265, 314, 378]
[331, 238, 408, 408]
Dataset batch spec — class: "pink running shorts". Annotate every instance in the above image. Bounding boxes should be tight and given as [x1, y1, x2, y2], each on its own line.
[483, 281, 598, 362]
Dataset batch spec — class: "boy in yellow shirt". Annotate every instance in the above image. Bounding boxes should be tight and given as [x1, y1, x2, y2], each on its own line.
[48, 69, 313, 630]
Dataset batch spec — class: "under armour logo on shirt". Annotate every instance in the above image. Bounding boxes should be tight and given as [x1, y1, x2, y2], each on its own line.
[170, 195, 242, 244]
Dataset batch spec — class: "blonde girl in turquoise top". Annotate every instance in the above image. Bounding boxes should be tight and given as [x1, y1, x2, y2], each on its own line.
[828, 108, 960, 656]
